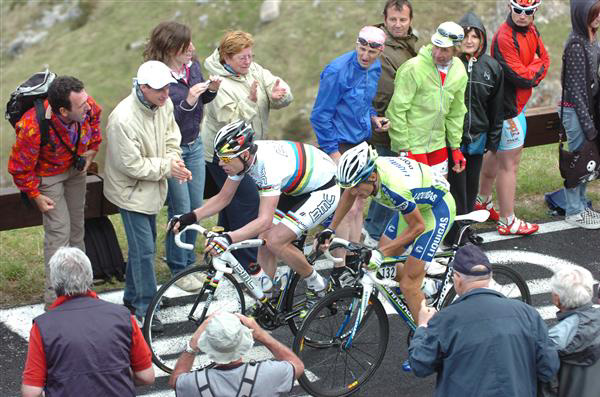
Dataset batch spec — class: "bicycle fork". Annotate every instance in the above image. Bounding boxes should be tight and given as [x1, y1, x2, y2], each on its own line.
[342, 278, 375, 349]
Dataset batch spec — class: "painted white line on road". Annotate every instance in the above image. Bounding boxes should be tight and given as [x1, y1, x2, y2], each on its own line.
[479, 219, 577, 243]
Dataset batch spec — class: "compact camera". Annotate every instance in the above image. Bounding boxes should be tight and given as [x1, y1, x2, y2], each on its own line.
[73, 155, 86, 171]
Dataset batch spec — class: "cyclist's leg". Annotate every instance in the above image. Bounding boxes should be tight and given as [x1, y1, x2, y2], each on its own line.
[400, 196, 455, 321]
[266, 184, 340, 286]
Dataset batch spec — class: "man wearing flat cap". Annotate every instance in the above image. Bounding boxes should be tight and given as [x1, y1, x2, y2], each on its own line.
[169, 312, 304, 396]
[408, 244, 558, 397]
[104, 60, 192, 330]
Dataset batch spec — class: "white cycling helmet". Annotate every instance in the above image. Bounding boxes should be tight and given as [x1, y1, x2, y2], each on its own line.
[336, 142, 378, 188]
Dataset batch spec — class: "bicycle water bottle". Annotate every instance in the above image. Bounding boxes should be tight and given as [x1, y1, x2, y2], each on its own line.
[422, 278, 441, 305]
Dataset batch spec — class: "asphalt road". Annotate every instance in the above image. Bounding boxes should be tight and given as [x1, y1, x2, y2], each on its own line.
[1, 220, 598, 397]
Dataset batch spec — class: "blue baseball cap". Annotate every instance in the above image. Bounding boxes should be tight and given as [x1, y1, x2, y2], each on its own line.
[451, 244, 492, 276]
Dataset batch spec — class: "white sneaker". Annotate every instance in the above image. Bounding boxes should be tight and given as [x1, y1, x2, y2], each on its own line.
[584, 207, 600, 219]
[425, 261, 447, 276]
[565, 211, 600, 229]
[175, 275, 204, 292]
[363, 234, 379, 249]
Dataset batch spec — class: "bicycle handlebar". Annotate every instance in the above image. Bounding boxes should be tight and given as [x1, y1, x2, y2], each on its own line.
[174, 224, 265, 252]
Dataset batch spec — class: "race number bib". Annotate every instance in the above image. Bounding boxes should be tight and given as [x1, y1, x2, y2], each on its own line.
[377, 263, 397, 279]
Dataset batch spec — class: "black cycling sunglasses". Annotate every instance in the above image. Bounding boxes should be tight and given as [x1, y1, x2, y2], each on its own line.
[512, 6, 536, 15]
[357, 37, 383, 49]
[437, 27, 464, 42]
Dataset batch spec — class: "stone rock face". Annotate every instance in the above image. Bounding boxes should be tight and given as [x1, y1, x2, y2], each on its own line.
[260, 0, 281, 24]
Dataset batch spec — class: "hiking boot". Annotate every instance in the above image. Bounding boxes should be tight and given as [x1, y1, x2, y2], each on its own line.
[300, 287, 327, 318]
[565, 211, 600, 230]
[497, 217, 539, 235]
[175, 274, 203, 292]
[329, 267, 356, 289]
[137, 315, 164, 333]
[474, 198, 499, 222]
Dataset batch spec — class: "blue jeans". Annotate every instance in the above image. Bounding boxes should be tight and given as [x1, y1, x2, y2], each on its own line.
[166, 138, 205, 275]
[120, 209, 157, 318]
[560, 107, 589, 216]
[364, 145, 396, 240]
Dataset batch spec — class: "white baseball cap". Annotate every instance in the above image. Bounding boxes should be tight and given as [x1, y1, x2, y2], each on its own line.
[136, 60, 176, 89]
[197, 312, 254, 364]
[431, 21, 465, 48]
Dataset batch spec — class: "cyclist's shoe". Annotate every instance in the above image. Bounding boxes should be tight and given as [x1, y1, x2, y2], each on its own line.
[497, 217, 539, 235]
[300, 287, 327, 318]
[251, 272, 274, 293]
[175, 274, 203, 292]
[474, 198, 499, 222]
[329, 267, 356, 289]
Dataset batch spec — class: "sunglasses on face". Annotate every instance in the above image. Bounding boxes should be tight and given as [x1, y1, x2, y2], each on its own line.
[437, 27, 464, 42]
[357, 37, 383, 49]
[512, 6, 536, 15]
[217, 154, 238, 164]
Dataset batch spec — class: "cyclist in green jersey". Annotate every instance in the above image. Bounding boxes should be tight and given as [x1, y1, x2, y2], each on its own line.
[318, 142, 456, 323]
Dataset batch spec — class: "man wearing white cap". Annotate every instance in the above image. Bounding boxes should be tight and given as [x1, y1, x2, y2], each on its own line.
[170, 312, 303, 396]
[104, 60, 192, 329]
[310, 26, 389, 279]
[386, 21, 468, 178]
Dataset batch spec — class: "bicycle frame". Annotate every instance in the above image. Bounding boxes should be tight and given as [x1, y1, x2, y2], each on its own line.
[175, 224, 311, 324]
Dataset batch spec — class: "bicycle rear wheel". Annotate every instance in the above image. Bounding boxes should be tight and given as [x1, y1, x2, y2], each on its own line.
[441, 263, 531, 307]
[292, 287, 389, 397]
[143, 265, 245, 373]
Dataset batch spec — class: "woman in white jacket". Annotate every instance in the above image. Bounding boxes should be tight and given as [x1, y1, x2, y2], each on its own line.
[201, 31, 293, 274]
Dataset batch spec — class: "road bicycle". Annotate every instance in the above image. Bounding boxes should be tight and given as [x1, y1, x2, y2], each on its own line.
[142, 224, 343, 373]
[292, 210, 531, 397]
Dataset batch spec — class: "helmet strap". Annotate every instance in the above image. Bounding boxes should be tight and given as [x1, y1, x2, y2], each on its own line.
[236, 149, 256, 176]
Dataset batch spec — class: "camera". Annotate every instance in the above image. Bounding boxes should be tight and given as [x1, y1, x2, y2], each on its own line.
[73, 155, 86, 171]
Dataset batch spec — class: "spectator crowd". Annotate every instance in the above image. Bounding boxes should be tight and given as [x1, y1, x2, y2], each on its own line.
[7, 0, 600, 396]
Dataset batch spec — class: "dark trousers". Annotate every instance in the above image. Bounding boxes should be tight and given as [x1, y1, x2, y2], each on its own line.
[205, 159, 258, 270]
[446, 151, 484, 244]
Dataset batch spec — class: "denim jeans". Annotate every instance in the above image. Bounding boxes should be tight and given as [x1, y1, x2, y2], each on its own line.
[166, 138, 205, 275]
[120, 209, 157, 318]
[560, 107, 589, 216]
[364, 145, 397, 240]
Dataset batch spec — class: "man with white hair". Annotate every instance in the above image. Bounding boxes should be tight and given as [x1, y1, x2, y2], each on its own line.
[169, 312, 303, 396]
[539, 266, 600, 397]
[104, 60, 192, 329]
[21, 247, 154, 397]
[408, 244, 558, 396]
[386, 21, 468, 177]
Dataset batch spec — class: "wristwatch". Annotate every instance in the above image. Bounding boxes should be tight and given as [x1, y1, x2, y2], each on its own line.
[184, 340, 199, 355]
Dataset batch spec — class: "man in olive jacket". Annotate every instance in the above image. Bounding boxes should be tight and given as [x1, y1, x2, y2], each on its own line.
[365, 0, 419, 244]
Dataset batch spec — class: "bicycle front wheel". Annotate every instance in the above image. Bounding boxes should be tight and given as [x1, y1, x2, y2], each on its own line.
[441, 263, 531, 307]
[143, 265, 245, 373]
[292, 287, 389, 397]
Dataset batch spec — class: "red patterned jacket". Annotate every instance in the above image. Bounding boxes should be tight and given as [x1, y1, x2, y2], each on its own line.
[8, 97, 102, 198]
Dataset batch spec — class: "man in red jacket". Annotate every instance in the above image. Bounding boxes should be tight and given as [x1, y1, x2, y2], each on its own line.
[8, 76, 102, 308]
[476, 0, 549, 235]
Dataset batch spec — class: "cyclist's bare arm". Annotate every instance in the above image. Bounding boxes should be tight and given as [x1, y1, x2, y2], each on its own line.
[379, 208, 425, 256]
[192, 177, 240, 221]
[228, 194, 279, 243]
[329, 188, 357, 231]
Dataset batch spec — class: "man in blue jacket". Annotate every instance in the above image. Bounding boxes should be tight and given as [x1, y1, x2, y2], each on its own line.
[310, 26, 388, 283]
[408, 244, 559, 397]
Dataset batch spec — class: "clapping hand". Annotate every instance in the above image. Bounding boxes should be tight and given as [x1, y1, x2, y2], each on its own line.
[171, 159, 193, 183]
[208, 75, 222, 92]
[270, 79, 287, 100]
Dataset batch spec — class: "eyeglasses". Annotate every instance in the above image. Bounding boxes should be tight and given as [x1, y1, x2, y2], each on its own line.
[233, 53, 253, 62]
[512, 6, 536, 15]
[216, 149, 246, 164]
[357, 37, 383, 49]
[437, 27, 464, 42]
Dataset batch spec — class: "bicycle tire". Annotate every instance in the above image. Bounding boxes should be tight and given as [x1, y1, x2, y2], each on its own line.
[143, 265, 245, 373]
[293, 287, 389, 397]
[441, 263, 531, 308]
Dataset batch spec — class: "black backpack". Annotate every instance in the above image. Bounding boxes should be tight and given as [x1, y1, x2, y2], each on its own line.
[5, 69, 57, 147]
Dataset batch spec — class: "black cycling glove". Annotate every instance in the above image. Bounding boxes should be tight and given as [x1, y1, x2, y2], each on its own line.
[167, 211, 197, 233]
